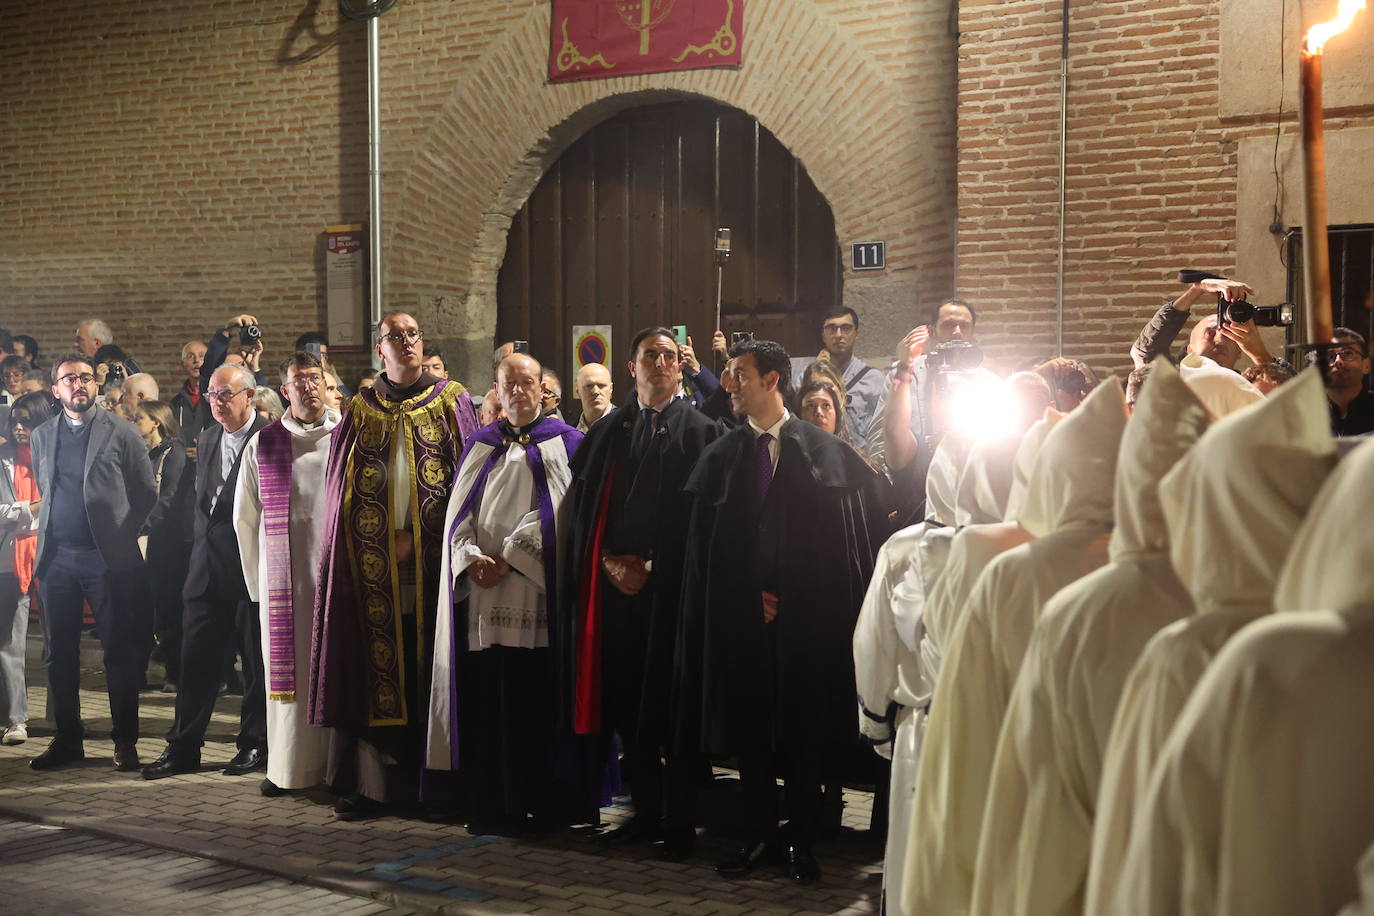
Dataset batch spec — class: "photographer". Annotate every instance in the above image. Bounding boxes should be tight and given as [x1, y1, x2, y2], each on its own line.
[1131, 275, 1292, 373]
[201, 314, 268, 394]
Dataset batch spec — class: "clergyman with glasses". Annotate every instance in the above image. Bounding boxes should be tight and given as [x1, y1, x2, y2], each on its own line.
[27, 354, 158, 773]
[310, 311, 479, 820]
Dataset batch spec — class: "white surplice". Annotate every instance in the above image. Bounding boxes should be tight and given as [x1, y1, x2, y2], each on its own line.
[1084, 368, 1337, 915]
[1111, 434, 1374, 916]
[233, 408, 340, 790]
[903, 382, 1127, 916]
[970, 360, 1209, 916]
[426, 431, 573, 770]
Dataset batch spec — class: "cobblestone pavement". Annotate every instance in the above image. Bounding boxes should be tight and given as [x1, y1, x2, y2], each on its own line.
[1, 634, 885, 914]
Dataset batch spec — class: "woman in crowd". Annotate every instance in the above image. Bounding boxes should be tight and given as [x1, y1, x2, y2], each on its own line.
[0, 393, 53, 744]
[134, 400, 194, 693]
[253, 388, 285, 424]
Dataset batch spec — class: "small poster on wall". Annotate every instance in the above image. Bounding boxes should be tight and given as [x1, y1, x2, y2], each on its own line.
[549, 0, 744, 83]
[325, 224, 365, 350]
[572, 325, 613, 370]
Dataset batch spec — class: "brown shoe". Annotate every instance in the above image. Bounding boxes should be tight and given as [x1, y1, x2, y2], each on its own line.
[112, 742, 141, 772]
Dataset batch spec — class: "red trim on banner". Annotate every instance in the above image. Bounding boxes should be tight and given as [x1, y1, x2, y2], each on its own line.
[549, 0, 744, 84]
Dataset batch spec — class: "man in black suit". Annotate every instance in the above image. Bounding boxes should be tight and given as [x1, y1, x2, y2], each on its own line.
[28, 354, 158, 771]
[143, 363, 268, 779]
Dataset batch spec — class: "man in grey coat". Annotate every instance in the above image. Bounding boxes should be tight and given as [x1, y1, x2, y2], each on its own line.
[28, 353, 158, 772]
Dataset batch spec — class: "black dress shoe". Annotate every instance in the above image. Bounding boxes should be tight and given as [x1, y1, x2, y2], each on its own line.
[333, 792, 383, 822]
[141, 746, 201, 780]
[260, 778, 286, 797]
[112, 742, 141, 772]
[222, 747, 267, 776]
[29, 740, 85, 772]
[716, 838, 783, 877]
[660, 828, 696, 862]
[598, 815, 661, 847]
[785, 841, 821, 885]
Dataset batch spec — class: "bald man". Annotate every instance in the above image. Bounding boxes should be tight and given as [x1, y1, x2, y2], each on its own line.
[575, 362, 613, 431]
[118, 373, 159, 421]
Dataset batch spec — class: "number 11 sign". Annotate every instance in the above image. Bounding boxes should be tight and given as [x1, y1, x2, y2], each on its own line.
[851, 241, 886, 271]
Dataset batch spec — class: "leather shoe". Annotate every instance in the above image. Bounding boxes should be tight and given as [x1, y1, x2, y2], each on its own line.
[141, 746, 200, 780]
[660, 828, 696, 862]
[29, 740, 85, 771]
[112, 742, 141, 772]
[260, 778, 285, 798]
[222, 747, 267, 776]
[784, 841, 821, 885]
[716, 838, 783, 877]
[598, 815, 660, 847]
[333, 792, 384, 822]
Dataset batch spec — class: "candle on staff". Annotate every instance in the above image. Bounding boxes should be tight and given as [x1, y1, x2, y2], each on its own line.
[1298, 0, 1365, 346]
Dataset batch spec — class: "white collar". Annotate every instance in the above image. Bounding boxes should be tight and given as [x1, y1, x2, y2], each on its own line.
[221, 417, 256, 445]
[747, 409, 789, 440]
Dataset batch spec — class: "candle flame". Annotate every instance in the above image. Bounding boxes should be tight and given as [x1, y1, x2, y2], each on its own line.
[1305, 0, 1366, 53]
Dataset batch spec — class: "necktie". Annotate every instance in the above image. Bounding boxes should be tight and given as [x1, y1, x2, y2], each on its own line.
[633, 407, 658, 460]
[756, 432, 775, 502]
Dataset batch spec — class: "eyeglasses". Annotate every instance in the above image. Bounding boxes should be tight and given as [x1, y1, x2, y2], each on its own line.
[55, 373, 97, 387]
[288, 374, 325, 390]
[1328, 346, 1365, 364]
[822, 322, 857, 334]
[379, 329, 423, 344]
[638, 350, 679, 365]
[205, 387, 250, 404]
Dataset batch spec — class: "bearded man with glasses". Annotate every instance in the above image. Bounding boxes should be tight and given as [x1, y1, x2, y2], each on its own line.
[27, 354, 158, 772]
[310, 311, 479, 819]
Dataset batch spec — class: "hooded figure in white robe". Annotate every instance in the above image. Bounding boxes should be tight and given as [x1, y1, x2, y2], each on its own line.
[234, 407, 341, 790]
[903, 381, 1127, 916]
[970, 359, 1209, 916]
[1340, 844, 1374, 916]
[1084, 367, 1337, 915]
[1111, 433, 1374, 915]
[1177, 352, 1264, 417]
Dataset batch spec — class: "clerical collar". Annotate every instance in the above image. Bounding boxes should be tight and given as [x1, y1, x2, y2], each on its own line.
[747, 410, 789, 441]
[64, 412, 89, 431]
[374, 370, 439, 402]
[291, 411, 327, 430]
[498, 415, 544, 440]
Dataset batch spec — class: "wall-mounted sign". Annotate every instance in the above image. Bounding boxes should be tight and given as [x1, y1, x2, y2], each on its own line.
[851, 241, 886, 271]
[573, 325, 612, 369]
[325, 224, 366, 349]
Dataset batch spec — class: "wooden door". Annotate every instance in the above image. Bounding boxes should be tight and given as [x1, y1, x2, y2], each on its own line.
[497, 100, 842, 423]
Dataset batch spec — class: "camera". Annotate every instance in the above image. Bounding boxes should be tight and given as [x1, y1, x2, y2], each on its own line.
[239, 324, 262, 346]
[926, 339, 984, 374]
[106, 363, 126, 383]
[1216, 297, 1295, 328]
[730, 331, 754, 348]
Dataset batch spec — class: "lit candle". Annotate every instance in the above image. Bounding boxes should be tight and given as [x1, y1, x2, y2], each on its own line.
[1299, 0, 1365, 345]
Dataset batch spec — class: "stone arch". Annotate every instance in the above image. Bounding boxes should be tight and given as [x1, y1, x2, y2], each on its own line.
[387, 2, 954, 376]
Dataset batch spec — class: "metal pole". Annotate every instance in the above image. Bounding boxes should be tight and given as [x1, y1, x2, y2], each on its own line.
[1055, 0, 1069, 358]
[367, 13, 384, 363]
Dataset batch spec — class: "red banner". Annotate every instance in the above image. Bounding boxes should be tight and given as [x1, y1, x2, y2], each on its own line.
[549, 0, 743, 83]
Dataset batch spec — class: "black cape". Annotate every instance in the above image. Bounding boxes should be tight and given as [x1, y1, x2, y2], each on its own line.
[555, 398, 720, 741]
[672, 417, 890, 758]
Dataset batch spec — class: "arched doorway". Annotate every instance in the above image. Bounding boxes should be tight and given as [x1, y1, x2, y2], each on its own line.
[496, 100, 842, 422]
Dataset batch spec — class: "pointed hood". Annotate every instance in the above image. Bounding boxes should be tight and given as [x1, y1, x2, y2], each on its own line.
[925, 436, 972, 526]
[1160, 368, 1337, 612]
[953, 433, 1022, 526]
[1004, 409, 1062, 525]
[1178, 353, 1264, 419]
[1110, 359, 1211, 562]
[1014, 380, 1128, 538]
[1275, 435, 1374, 612]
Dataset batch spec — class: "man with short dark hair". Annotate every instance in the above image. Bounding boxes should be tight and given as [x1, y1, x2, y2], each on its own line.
[791, 306, 884, 442]
[28, 354, 158, 771]
[1324, 327, 1374, 436]
[421, 347, 448, 380]
[143, 363, 269, 780]
[676, 338, 888, 883]
[560, 327, 721, 858]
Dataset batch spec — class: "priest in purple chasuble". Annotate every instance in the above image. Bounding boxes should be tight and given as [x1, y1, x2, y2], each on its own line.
[427, 353, 582, 831]
[309, 312, 479, 815]
[234, 351, 339, 795]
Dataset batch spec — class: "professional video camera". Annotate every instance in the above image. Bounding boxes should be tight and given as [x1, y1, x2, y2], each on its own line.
[926, 340, 984, 390]
[1177, 269, 1295, 327]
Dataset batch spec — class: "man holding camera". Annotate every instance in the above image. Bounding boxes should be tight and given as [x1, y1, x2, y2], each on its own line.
[1131, 275, 1290, 372]
[201, 314, 269, 393]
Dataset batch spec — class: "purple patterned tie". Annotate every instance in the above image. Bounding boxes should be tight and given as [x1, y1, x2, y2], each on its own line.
[756, 432, 775, 501]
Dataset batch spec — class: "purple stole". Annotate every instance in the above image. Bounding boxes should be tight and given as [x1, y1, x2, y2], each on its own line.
[255, 421, 299, 701]
[437, 416, 583, 766]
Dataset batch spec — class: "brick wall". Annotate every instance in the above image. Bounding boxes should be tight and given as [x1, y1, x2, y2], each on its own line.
[2, 0, 956, 391]
[957, 0, 1239, 374]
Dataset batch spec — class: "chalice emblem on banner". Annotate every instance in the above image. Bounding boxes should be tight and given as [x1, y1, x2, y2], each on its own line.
[615, 0, 676, 55]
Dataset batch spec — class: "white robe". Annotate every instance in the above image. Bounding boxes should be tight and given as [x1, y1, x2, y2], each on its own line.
[1084, 368, 1337, 914]
[426, 431, 573, 771]
[1110, 434, 1374, 916]
[970, 360, 1209, 916]
[233, 408, 340, 790]
[1176, 352, 1264, 417]
[903, 382, 1127, 916]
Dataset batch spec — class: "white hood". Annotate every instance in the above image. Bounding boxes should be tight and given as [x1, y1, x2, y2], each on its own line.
[1110, 359, 1211, 562]
[1275, 434, 1374, 613]
[1014, 381, 1128, 539]
[1178, 353, 1264, 419]
[926, 435, 972, 527]
[1004, 409, 1062, 525]
[952, 433, 1022, 527]
[1160, 367, 1337, 612]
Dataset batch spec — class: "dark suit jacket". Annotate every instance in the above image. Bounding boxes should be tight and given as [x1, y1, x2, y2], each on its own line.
[183, 415, 266, 601]
[30, 407, 158, 574]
